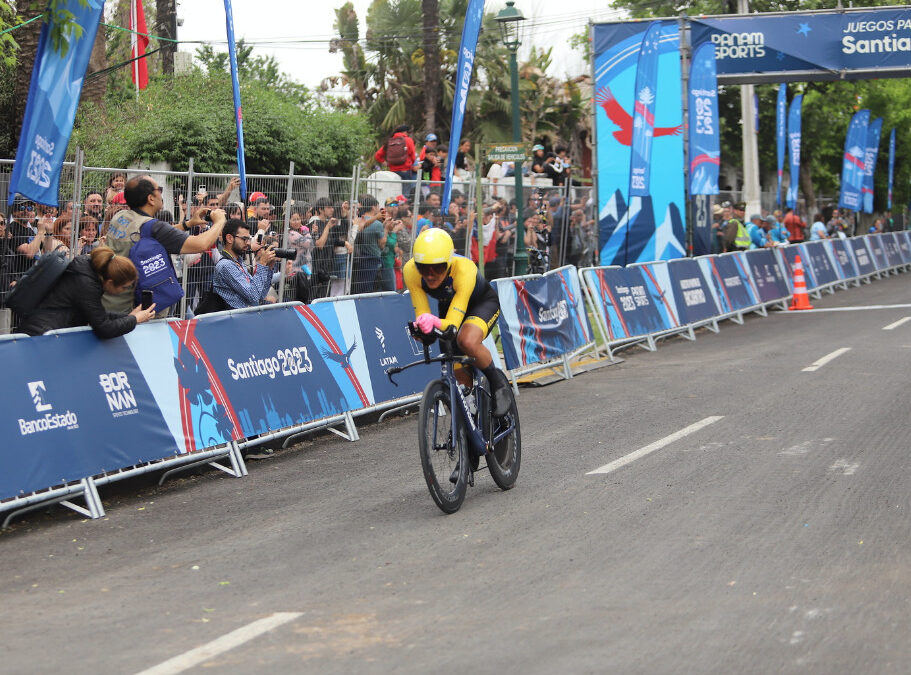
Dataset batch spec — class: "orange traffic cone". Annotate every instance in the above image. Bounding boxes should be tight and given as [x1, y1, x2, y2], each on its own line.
[789, 254, 814, 310]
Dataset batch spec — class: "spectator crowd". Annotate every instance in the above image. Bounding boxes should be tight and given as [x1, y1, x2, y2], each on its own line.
[1, 132, 597, 335]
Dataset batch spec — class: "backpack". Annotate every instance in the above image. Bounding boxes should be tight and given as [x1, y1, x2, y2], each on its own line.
[5, 250, 71, 317]
[193, 289, 230, 315]
[385, 135, 408, 166]
[129, 220, 184, 310]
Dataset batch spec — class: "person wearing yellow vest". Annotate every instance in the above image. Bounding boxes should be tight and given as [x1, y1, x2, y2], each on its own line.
[720, 201, 750, 252]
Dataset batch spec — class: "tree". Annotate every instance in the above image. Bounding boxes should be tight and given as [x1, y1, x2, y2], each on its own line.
[421, 0, 440, 136]
[69, 70, 372, 176]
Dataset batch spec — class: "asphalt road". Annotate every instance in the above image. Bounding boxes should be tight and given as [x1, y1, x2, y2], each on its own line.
[2, 272, 911, 674]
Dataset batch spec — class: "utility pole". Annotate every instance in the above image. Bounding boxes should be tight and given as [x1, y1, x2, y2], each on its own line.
[738, 0, 762, 217]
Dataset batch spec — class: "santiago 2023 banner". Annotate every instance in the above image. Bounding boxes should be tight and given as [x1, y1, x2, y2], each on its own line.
[593, 21, 686, 267]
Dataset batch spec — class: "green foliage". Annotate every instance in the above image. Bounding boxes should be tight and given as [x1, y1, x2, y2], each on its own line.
[69, 71, 372, 176]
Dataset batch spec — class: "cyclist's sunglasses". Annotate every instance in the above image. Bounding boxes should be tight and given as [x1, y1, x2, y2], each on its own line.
[416, 262, 448, 276]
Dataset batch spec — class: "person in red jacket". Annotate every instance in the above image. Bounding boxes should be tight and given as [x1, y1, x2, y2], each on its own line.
[375, 125, 417, 195]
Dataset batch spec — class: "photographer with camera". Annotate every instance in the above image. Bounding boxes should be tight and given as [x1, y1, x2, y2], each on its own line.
[212, 219, 288, 309]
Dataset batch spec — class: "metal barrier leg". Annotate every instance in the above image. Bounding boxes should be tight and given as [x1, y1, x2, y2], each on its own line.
[754, 305, 769, 317]
[378, 400, 420, 422]
[705, 319, 720, 334]
[4, 477, 108, 527]
[562, 353, 573, 380]
[729, 311, 744, 325]
[326, 412, 360, 442]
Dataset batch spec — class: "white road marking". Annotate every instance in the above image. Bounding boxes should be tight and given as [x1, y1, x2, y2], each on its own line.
[587, 416, 724, 475]
[802, 347, 851, 372]
[883, 317, 911, 330]
[778, 304, 911, 314]
[135, 612, 303, 675]
[829, 459, 859, 475]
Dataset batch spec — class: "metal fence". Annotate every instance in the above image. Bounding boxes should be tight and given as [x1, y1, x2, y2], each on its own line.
[0, 157, 596, 328]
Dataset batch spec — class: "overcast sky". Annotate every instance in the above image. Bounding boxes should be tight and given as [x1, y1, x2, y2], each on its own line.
[175, 0, 626, 93]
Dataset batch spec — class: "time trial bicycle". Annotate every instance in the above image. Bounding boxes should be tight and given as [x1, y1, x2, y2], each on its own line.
[386, 324, 521, 514]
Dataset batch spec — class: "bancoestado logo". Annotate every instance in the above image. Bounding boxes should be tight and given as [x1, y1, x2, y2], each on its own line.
[537, 300, 568, 324]
[228, 347, 314, 381]
[99, 371, 139, 418]
[19, 381, 79, 436]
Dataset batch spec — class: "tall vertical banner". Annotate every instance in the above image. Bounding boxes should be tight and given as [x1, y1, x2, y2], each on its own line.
[862, 116, 883, 214]
[441, 0, 485, 214]
[888, 127, 895, 210]
[224, 1, 247, 201]
[786, 94, 802, 209]
[628, 22, 661, 200]
[775, 84, 787, 207]
[593, 21, 685, 266]
[130, 0, 149, 90]
[8, 2, 105, 206]
[839, 109, 870, 211]
[688, 42, 720, 196]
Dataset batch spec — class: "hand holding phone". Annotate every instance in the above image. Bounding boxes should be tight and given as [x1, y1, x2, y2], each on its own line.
[141, 289, 154, 310]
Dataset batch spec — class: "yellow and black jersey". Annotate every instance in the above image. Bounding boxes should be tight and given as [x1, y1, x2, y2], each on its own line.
[403, 254, 500, 335]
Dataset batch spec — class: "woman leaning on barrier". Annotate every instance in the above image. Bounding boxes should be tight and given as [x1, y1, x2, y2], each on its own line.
[19, 247, 157, 339]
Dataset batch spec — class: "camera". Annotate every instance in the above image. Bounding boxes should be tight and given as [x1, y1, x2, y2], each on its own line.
[272, 247, 297, 260]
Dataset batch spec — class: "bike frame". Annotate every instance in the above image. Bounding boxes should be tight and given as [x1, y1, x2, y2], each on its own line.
[387, 330, 515, 458]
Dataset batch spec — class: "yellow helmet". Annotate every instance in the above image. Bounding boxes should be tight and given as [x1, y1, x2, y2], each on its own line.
[413, 228, 454, 265]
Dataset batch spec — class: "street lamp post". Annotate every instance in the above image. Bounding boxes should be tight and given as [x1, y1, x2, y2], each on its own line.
[496, 0, 527, 276]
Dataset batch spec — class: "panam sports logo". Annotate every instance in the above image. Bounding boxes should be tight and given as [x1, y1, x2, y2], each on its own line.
[19, 381, 79, 435]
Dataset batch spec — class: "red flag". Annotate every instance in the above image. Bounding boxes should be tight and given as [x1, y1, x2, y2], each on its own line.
[130, 0, 149, 90]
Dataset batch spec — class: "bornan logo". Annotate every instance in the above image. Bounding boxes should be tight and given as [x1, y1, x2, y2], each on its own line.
[99, 371, 139, 418]
[19, 382, 79, 436]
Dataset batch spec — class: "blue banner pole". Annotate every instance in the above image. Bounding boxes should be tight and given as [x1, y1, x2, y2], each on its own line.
[224, 0, 247, 201]
[786, 94, 802, 210]
[688, 42, 720, 196]
[839, 109, 870, 211]
[775, 84, 787, 209]
[887, 127, 895, 211]
[441, 0, 485, 215]
[8, 1, 105, 206]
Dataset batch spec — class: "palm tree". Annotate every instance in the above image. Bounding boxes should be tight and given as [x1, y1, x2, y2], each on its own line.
[421, 0, 440, 135]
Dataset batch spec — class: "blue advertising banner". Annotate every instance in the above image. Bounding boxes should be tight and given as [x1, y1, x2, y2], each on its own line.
[441, 0, 484, 214]
[888, 127, 896, 210]
[224, 0, 247, 201]
[776, 84, 787, 207]
[8, 2, 104, 206]
[689, 8, 911, 82]
[593, 21, 685, 265]
[802, 241, 840, 288]
[348, 294, 440, 404]
[839, 109, 870, 211]
[629, 22, 662, 199]
[667, 258, 720, 324]
[583, 265, 675, 341]
[744, 249, 789, 303]
[786, 94, 802, 209]
[897, 231, 911, 264]
[881, 233, 903, 267]
[778, 245, 817, 292]
[0, 332, 179, 499]
[866, 234, 888, 270]
[495, 268, 593, 370]
[828, 239, 859, 279]
[691, 195, 713, 256]
[862, 117, 883, 214]
[688, 43, 720, 196]
[698, 254, 758, 313]
[849, 238, 876, 276]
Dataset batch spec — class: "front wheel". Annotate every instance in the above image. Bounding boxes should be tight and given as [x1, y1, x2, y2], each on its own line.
[487, 385, 521, 490]
[418, 380, 468, 513]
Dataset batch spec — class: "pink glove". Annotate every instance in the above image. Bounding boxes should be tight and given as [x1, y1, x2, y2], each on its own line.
[415, 313, 442, 334]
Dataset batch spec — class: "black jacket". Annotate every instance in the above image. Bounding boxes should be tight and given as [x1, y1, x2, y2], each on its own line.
[19, 255, 137, 339]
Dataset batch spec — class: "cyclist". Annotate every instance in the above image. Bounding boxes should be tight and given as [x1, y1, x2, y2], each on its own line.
[403, 228, 512, 416]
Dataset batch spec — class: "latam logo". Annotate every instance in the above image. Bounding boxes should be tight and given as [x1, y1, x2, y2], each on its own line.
[19, 381, 79, 436]
[99, 371, 139, 418]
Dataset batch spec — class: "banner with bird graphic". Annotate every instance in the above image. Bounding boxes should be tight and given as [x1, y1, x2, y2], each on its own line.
[593, 21, 685, 266]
